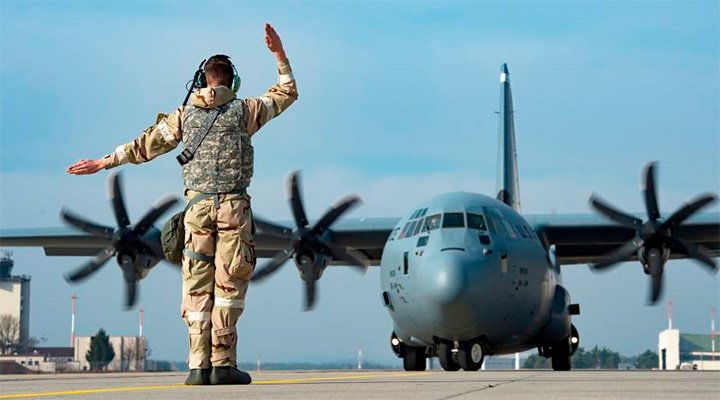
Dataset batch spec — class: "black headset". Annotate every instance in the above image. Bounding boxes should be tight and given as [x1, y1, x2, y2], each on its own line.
[183, 55, 241, 107]
[195, 55, 241, 92]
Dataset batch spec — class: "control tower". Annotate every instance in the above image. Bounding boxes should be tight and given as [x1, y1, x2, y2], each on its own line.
[0, 251, 31, 353]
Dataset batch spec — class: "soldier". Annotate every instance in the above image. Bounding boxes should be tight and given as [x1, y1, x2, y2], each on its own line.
[67, 23, 297, 385]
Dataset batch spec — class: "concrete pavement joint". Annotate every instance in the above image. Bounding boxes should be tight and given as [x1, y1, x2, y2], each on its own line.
[435, 372, 547, 400]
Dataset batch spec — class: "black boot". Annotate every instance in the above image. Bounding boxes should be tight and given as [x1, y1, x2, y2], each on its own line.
[184, 368, 211, 385]
[210, 366, 252, 385]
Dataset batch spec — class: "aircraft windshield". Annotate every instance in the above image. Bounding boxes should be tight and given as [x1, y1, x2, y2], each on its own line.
[423, 214, 442, 231]
[442, 213, 465, 228]
[467, 213, 487, 231]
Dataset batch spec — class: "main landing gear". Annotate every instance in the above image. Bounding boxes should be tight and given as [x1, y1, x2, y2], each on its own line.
[391, 332, 427, 371]
[403, 345, 427, 371]
[545, 324, 580, 371]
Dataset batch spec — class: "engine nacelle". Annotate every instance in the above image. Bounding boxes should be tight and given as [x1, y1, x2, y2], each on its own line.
[638, 246, 670, 275]
[294, 252, 330, 281]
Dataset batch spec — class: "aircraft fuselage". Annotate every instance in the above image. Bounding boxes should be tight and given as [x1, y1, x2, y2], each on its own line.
[380, 192, 568, 357]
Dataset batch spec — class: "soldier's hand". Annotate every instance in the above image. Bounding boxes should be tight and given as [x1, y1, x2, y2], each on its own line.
[67, 158, 104, 175]
[264, 23, 286, 62]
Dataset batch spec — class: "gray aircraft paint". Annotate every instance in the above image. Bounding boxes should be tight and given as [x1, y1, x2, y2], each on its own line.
[379, 65, 571, 357]
[380, 192, 559, 355]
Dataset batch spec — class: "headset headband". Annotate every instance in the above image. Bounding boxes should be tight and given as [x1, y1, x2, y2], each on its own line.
[194, 55, 241, 93]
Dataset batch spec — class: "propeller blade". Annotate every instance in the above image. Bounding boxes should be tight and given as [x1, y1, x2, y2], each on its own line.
[302, 260, 317, 311]
[253, 216, 294, 239]
[64, 246, 116, 283]
[60, 208, 114, 239]
[108, 171, 131, 228]
[592, 237, 644, 270]
[311, 195, 362, 236]
[286, 171, 309, 228]
[321, 241, 369, 272]
[647, 248, 664, 304]
[125, 279, 138, 309]
[642, 162, 661, 221]
[134, 195, 180, 236]
[661, 193, 718, 231]
[649, 273, 663, 304]
[589, 194, 643, 230]
[251, 246, 294, 282]
[674, 239, 718, 273]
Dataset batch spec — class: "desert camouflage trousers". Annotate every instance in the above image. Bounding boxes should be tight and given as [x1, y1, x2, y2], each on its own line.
[181, 189, 256, 369]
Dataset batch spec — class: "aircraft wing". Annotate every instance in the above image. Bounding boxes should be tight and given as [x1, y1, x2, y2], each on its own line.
[526, 212, 720, 265]
[0, 217, 399, 266]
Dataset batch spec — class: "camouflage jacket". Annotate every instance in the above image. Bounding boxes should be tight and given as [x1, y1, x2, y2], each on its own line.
[103, 59, 298, 192]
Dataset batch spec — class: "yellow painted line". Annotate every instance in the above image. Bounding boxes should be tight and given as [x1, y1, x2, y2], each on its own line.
[255, 371, 429, 384]
[0, 385, 187, 399]
[0, 372, 430, 399]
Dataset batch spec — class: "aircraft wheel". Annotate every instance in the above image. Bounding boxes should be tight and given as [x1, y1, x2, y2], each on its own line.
[438, 341, 460, 371]
[551, 336, 572, 371]
[457, 339, 484, 371]
[403, 346, 427, 371]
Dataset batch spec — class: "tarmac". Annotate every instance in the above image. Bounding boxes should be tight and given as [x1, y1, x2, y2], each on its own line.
[0, 369, 718, 399]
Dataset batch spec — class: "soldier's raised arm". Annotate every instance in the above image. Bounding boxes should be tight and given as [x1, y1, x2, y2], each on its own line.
[243, 23, 298, 137]
[66, 108, 184, 175]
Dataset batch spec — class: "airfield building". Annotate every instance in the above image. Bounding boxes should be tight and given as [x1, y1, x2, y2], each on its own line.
[0, 252, 31, 354]
[74, 335, 146, 372]
[658, 329, 719, 370]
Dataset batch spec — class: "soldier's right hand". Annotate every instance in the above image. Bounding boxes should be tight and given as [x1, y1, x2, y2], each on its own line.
[67, 158, 105, 175]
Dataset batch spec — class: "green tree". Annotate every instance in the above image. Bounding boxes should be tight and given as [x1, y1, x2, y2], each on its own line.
[571, 346, 620, 369]
[634, 350, 658, 369]
[86, 328, 115, 371]
[523, 354, 551, 369]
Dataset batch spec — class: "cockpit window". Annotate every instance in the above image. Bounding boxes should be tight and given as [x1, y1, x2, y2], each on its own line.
[483, 207, 517, 238]
[422, 214, 442, 232]
[411, 219, 424, 236]
[406, 220, 419, 238]
[467, 213, 487, 231]
[442, 212, 465, 228]
[399, 222, 413, 239]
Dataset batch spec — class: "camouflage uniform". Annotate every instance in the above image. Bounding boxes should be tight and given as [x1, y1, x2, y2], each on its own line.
[103, 59, 297, 369]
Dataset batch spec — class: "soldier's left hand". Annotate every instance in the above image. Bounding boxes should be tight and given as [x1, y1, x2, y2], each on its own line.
[265, 23, 286, 61]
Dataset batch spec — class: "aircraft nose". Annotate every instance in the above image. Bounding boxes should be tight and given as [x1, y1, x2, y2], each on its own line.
[421, 251, 469, 306]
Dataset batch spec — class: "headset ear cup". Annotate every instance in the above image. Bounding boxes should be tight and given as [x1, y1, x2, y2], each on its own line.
[195, 73, 206, 89]
[231, 75, 241, 93]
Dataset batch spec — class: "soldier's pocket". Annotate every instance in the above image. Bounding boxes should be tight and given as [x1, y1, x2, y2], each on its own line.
[230, 230, 256, 281]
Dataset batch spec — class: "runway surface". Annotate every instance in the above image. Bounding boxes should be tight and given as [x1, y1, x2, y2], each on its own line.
[1, 370, 718, 399]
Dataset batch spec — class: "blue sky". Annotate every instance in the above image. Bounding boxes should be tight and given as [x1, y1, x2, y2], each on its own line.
[1, 1, 718, 365]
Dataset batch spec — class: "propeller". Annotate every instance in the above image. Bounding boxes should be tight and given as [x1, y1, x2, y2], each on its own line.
[251, 171, 369, 310]
[589, 162, 718, 303]
[61, 171, 179, 309]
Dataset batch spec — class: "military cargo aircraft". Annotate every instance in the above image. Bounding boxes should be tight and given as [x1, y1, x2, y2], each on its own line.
[1, 64, 718, 372]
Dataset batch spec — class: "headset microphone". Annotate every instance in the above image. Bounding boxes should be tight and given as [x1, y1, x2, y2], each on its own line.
[183, 59, 207, 107]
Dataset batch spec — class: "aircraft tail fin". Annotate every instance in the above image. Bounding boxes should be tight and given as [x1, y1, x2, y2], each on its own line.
[495, 63, 521, 212]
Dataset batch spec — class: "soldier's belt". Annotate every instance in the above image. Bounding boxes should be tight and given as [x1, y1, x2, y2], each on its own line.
[177, 107, 220, 166]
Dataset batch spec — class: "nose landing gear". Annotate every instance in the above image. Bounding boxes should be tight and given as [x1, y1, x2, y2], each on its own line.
[437, 338, 486, 371]
[438, 340, 460, 371]
[457, 339, 485, 371]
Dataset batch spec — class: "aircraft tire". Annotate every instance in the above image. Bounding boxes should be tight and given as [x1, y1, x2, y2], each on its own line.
[438, 341, 460, 371]
[457, 339, 484, 371]
[551, 336, 572, 371]
[403, 346, 427, 371]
